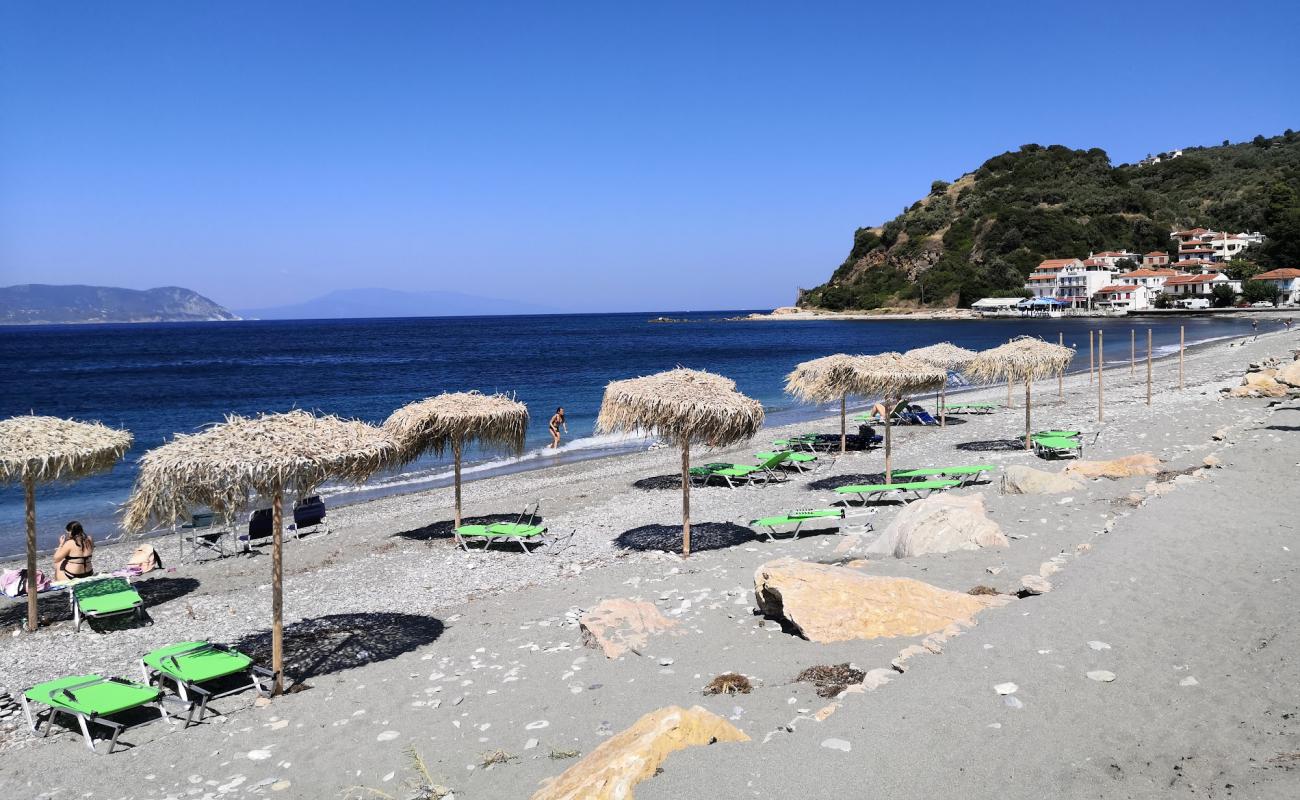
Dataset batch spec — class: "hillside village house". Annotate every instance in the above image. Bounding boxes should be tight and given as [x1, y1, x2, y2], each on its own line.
[1163, 273, 1242, 299]
[1142, 251, 1170, 268]
[1093, 283, 1150, 311]
[1171, 228, 1265, 264]
[1250, 268, 1300, 304]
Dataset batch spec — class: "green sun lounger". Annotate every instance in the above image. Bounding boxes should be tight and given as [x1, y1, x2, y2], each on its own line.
[1032, 430, 1081, 440]
[893, 465, 996, 486]
[141, 642, 274, 721]
[691, 452, 790, 488]
[70, 577, 144, 632]
[942, 402, 999, 414]
[748, 508, 874, 541]
[754, 451, 819, 472]
[454, 501, 560, 553]
[771, 434, 819, 452]
[21, 674, 189, 753]
[833, 479, 961, 504]
[1033, 436, 1083, 459]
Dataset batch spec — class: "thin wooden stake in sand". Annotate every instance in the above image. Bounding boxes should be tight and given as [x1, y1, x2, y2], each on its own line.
[1097, 330, 1105, 424]
[1089, 330, 1095, 385]
[1131, 329, 1136, 375]
[1058, 332, 1064, 400]
[1179, 325, 1185, 389]
[1147, 328, 1153, 405]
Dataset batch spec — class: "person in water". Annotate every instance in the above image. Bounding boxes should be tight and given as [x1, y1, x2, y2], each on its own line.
[549, 407, 568, 448]
[53, 521, 94, 581]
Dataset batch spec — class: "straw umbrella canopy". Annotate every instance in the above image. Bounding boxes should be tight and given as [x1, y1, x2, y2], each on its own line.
[0, 415, 133, 633]
[967, 336, 1075, 450]
[785, 354, 873, 453]
[850, 353, 947, 483]
[383, 391, 529, 528]
[596, 368, 763, 557]
[904, 343, 977, 427]
[124, 410, 397, 694]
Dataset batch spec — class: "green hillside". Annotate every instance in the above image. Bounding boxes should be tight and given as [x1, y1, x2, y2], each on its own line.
[799, 131, 1300, 310]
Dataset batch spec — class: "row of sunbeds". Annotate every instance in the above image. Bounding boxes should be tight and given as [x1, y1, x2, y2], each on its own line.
[22, 640, 273, 753]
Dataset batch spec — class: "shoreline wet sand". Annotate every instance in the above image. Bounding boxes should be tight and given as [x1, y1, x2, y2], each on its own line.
[2, 321, 1298, 799]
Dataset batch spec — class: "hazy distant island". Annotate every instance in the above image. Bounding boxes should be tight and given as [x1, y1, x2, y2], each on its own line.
[0, 284, 239, 325]
[236, 287, 557, 320]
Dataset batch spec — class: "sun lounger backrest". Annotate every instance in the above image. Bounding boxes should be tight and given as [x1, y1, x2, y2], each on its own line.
[293, 496, 326, 528]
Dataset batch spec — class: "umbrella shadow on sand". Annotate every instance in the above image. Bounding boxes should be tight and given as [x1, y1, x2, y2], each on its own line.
[616, 522, 757, 554]
[632, 474, 686, 491]
[229, 612, 445, 686]
[0, 575, 200, 630]
[392, 513, 538, 542]
[805, 472, 886, 491]
[956, 438, 1025, 452]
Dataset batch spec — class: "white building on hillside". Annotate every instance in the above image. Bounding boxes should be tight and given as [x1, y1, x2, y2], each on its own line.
[1250, 268, 1300, 304]
[1171, 228, 1265, 263]
[1117, 268, 1182, 294]
[1093, 283, 1151, 311]
[1163, 273, 1241, 299]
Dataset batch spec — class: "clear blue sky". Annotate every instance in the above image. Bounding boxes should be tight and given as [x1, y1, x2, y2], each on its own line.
[2, 1, 1297, 313]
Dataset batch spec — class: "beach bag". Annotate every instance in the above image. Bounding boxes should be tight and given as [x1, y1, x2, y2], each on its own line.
[128, 544, 163, 574]
[1, 568, 50, 597]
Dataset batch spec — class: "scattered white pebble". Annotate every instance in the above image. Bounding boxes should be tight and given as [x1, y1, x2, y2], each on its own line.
[247, 750, 272, 761]
[820, 738, 851, 752]
[993, 683, 1018, 695]
[1179, 676, 1199, 687]
[376, 731, 401, 742]
[1086, 671, 1116, 682]
[1087, 641, 1111, 651]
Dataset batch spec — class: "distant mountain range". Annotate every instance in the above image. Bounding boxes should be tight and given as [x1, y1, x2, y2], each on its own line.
[236, 288, 558, 319]
[0, 284, 239, 325]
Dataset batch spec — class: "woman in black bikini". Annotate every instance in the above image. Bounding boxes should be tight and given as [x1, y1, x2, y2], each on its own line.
[53, 521, 94, 581]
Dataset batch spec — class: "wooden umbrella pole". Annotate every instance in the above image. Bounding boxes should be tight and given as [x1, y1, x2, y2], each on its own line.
[1089, 330, 1094, 385]
[1179, 325, 1185, 389]
[840, 396, 847, 454]
[884, 401, 893, 484]
[1024, 374, 1032, 450]
[24, 477, 37, 633]
[940, 383, 946, 427]
[1006, 377, 1012, 408]
[271, 488, 284, 695]
[1058, 332, 1064, 400]
[1146, 328, 1153, 406]
[452, 437, 463, 528]
[680, 440, 692, 558]
[1098, 330, 1105, 423]
[1130, 329, 1136, 375]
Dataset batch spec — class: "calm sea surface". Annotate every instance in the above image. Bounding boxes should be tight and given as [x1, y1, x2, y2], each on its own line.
[0, 312, 1261, 555]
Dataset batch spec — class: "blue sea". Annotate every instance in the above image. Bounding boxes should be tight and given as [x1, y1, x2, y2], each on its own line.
[0, 311, 1261, 556]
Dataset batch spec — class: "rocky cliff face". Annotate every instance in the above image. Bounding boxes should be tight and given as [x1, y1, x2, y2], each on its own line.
[0, 284, 239, 324]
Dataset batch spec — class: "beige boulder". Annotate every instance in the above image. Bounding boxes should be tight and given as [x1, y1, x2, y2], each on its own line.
[1277, 359, 1300, 388]
[1064, 453, 1162, 480]
[1001, 465, 1081, 495]
[753, 558, 1003, 643]
[531, 705, 748, 800]
[580, 599, 680, 659]
[865, 493, 1007, 558]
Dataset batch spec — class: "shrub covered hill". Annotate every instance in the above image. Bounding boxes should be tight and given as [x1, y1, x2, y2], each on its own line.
[799, 131, 1300, 310]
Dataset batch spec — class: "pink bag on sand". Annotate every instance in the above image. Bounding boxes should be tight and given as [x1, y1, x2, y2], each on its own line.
[1, 568, 51, 597]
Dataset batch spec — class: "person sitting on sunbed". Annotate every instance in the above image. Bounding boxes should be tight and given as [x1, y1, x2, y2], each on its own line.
[53, 521, 95, 581]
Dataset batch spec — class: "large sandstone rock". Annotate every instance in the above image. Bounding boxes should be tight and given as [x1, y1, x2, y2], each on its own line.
[865, 493, 1007, 558]
[1277, 359, 1300, 388]
[1001, 465, 1081, 495]
[753, 558, 1003, 643]
[1064, 453, 1162, 480]
[531, 705, 748, 800]
[580, 599, 680, 659]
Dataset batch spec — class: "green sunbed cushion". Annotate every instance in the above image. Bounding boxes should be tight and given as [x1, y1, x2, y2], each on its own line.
[1033, 430, 1080, 439]
[72, 578, 142, 615]
[1035, 437, 1080, 450]
[26, 675, 160, 716]
[456, 523, 547, 539]
[751, 509, 842, 527]
[754, 452, 817, 462]
[894, 466, 994, 478]
[834, 479, 960, 494]
[143, 642, 252, 683]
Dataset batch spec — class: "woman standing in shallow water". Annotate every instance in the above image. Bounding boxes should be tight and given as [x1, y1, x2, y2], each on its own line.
[549, 407, 567, 448]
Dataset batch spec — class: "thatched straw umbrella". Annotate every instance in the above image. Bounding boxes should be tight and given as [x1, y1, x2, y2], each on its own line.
[904, 343, 977, 427]
[784, 354, 875, 453]
[383, 391, 528, 528]
[967, 336, 1075, 450]
[850, 353, 947, 483]
[124, 410, 396, 694]
[596, 368, 763, 557]
[0, 416, 133, 633]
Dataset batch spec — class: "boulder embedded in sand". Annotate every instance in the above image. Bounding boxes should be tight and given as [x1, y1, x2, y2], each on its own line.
[865, 493, 1007, 558]
[580, 599, 680, 659]
[1001, 465, 1081, 495]
[1063, 453, 1162, 480]
[752, 558, 1003, 643]
[1277, 360, 1300, 388]
[531, 705, 748, 800]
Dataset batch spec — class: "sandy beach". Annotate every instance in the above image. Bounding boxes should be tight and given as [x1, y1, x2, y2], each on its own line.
[2, 322, 1299, 800]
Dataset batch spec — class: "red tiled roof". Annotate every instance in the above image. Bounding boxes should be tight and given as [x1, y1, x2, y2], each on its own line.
[1166, 274, 1224, 285]
[1144, 251, 1168, 257]
[1173, 227, 1210, 236]
[1252, 268, 1300, 280]
[1091, 251, 1135, 259]
[1097, 284, 1140, 294]
[1026, 274, 1056, 281]
[1171, 259, 1210, 268]
[1119, 268, 1179, 278]
[1036, 258, 1079, 271]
